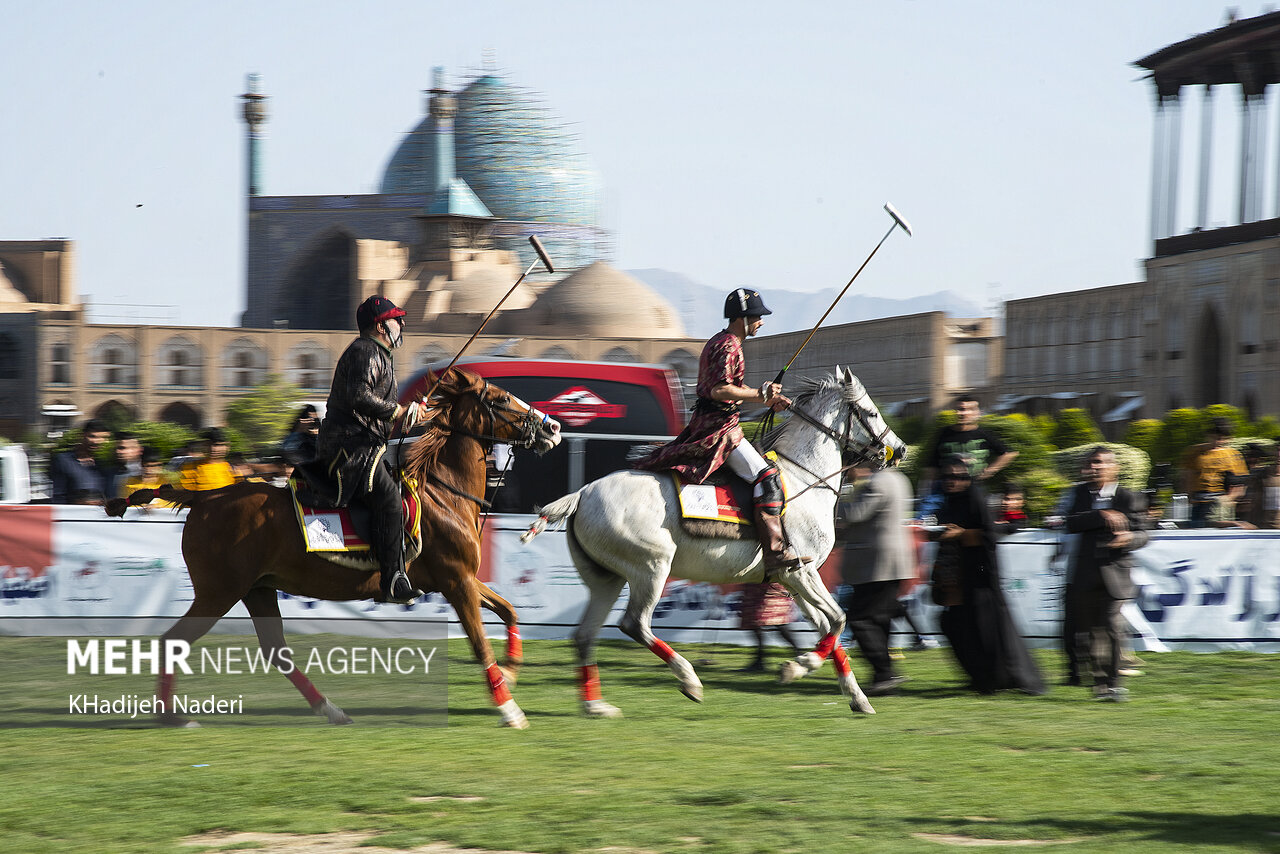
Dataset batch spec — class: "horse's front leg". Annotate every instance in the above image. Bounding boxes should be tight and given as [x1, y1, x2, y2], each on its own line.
[445, 576, 528, 729]
[477, 581, 522, 685]
[778, 570, 875, 715]
[618, 570, 703, 703]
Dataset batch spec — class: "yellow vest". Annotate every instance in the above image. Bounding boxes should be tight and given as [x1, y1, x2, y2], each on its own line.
[178, 460, 238, 491]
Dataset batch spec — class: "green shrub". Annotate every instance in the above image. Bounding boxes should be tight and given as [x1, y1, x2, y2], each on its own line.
[1051, 442, 1151, 492]
[1016, 466, 1072, 522]
[1049, 408, 1103, 450]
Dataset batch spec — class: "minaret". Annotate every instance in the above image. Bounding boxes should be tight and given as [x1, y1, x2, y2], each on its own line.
[240, 74, 269, 326]
[416, 67, 494, 261]
[240, 74, 268, 196]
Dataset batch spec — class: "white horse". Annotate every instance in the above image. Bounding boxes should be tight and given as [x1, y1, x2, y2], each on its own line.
[522, 367, 906, 718]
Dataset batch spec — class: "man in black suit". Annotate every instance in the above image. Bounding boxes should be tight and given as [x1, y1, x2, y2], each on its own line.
[1064, 446, 1150, 702]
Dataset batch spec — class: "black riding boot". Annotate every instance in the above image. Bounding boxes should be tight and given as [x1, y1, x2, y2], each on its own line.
[372, 512, 421, 605]
[752, 465, 804, 575]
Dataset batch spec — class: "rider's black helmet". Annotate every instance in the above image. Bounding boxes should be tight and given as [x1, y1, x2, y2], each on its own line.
[723, 288, 773, 320]
[356, 295, 407, 332]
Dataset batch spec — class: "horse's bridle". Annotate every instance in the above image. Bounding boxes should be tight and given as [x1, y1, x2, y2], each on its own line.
[771, 388, 895, 500]
[434, 381, 551, 450]
[413, 381, 553, 513]
[784, 391, 892, 468]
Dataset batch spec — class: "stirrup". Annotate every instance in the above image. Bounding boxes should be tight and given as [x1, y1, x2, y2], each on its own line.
[380, 569, 422, 605]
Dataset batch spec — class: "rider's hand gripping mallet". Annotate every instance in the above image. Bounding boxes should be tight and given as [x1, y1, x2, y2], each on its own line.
[770, 204, 912, 389]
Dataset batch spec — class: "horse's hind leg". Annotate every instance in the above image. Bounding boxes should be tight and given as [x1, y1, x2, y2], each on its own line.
[617, 567, 704, 704]
[443, 576, 528, 729]
[569, 552, 626, 718]
[156, 593, 239, 727]
[476, 581, 522, 683]
[242, 587, 351, 725]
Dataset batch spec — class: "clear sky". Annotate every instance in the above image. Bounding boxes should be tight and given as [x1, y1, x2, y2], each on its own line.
[0, 1, 1262, 328]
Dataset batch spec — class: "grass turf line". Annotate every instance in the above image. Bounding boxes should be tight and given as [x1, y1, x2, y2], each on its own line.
[0, 638, 1276, 854]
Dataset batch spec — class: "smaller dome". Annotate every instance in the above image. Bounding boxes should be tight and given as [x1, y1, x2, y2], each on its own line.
[441, 267, 535, 313]
[517, 262, 685, 337]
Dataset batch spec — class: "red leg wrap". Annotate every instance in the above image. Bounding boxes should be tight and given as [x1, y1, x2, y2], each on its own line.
[648, 638, 675, 663]
[579, 665, 602, 702]
[287, 668, 325, 706]
[486, 662, 513, 706]
[814, 633, 838, 660]
[506, 625, 523, 661]
[831, 644, 853, 677]
[157, 672, 174, 711]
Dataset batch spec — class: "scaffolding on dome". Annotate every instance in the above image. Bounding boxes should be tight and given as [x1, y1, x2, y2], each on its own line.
[380, 68, 610, 272]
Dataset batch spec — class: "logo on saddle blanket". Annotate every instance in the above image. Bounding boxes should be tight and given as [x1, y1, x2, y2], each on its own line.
[673, 454, 789, 526]
[289, 478, 422, 554]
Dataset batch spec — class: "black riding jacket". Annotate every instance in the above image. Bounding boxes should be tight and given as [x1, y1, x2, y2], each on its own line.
[317, 336, 399, 502]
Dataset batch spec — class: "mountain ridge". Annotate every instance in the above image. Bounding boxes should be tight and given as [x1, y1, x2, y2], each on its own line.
[626, 268, 984, 339]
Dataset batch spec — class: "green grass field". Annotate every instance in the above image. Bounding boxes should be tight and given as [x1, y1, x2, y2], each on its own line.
[0, 637, 1276, 854]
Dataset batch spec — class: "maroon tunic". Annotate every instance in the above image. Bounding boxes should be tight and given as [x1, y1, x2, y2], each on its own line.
[634, 329, 746, 484]
[738, 582, 795, 628]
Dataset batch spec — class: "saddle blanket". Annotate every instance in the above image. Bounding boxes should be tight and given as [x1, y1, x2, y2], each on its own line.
[673, 452, 789, 527]
[289, 477, 422, 554]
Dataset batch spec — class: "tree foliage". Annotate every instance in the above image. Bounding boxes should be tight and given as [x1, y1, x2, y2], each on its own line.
[224, 374, 307, 456]
[1153, 408, 1207, 467]
[1123, 419, 1162, 460]
[1049, 408, 1103, 450]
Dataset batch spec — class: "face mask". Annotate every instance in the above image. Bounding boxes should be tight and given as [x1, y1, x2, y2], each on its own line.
[386, 319, 404, 349]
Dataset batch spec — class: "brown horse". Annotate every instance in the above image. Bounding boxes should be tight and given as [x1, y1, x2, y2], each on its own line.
[105, 368, 561, 728]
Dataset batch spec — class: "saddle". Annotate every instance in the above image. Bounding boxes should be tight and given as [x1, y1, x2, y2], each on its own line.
[288, 465, 423, 572]
[672, 454, 790, 541]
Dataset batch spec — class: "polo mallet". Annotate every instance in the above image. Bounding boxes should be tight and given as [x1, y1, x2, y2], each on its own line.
[419, 234, 555, 404]
[771, 203, 912, 388]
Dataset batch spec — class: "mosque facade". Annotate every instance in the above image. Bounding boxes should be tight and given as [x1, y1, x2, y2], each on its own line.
[0, 68, 702, 438]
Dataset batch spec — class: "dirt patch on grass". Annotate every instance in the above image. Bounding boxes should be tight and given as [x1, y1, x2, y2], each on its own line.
[913, 833, 1083, 847]
[182, 830, 537, 853]
[408, 796, 486, 803]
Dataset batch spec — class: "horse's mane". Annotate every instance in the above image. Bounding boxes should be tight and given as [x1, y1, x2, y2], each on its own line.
[759, 371, 865, 450]
[401, 368, 486, 480]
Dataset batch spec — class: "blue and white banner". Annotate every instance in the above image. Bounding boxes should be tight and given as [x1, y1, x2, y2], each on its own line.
[2, 506, 1278, 651]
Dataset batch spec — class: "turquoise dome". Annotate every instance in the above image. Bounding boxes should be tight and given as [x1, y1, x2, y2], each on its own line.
[380, 73, 602, 269]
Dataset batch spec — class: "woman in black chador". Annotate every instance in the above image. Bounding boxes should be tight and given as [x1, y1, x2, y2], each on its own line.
[930, 455, 1046, 695]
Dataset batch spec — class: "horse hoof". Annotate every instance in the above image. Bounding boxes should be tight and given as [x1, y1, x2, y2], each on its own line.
[850, 693, 876, 715]
[680, 684, 704, 703]
[583, 700, 623, 718]
[315, 700, 353, 725]
[779, 660, 805, 684]
[497, 699, 529, 729]
[157, 713, 199, 729]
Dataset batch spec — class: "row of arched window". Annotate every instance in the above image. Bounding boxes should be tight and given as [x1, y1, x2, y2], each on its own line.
[45, 335, 700, 392]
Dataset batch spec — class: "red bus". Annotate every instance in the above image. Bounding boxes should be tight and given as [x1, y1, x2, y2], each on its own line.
[399, 359, 686, 513]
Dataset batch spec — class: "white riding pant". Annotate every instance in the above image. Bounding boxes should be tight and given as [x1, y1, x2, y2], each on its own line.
[727, 441, 771, 497]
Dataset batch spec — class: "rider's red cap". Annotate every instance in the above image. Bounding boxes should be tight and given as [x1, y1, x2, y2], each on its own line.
[356, 295, 406, 330]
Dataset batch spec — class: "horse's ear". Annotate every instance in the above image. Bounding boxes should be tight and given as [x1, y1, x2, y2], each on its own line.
[839, 365, 854, 385]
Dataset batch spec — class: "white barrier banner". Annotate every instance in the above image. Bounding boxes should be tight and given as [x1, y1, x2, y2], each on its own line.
[2, 507, 1278, 651]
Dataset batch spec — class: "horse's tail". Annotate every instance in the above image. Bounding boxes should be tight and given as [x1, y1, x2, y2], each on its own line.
[520, 491, 582, 543]
[103, 484, 219, 518]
